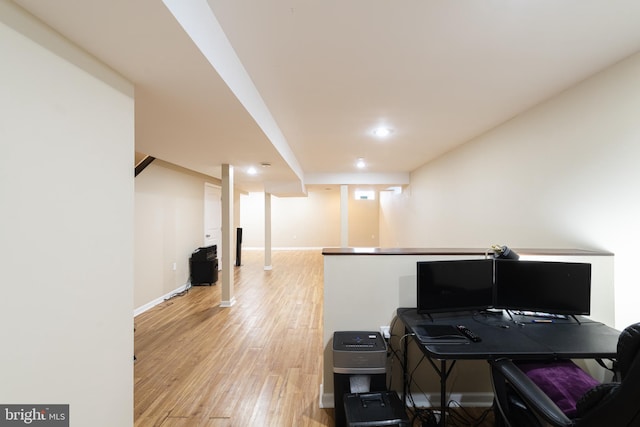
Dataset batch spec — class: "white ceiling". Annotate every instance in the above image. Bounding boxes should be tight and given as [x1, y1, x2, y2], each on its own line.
[13, 0, 640, 195]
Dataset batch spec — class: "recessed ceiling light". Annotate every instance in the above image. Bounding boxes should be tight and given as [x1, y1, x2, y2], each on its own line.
[247, 166, 257, 175]
[372, 127, 393, 138]
[356, 158, 366, 169]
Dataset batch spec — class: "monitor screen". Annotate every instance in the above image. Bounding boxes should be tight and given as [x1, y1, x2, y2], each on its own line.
[495, 260, 591, 315]
[416, 259, 494, 314]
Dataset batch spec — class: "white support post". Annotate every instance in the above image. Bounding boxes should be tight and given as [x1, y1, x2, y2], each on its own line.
[220, 164, 235, 307]
[264, 192, 272, 270]
[340, 184, 349, 248]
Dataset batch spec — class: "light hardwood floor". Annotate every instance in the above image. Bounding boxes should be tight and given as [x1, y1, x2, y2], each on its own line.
[134, 250, 494, 426]
[134, 250, 332, 426]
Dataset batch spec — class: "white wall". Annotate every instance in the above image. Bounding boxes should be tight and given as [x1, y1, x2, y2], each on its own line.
[348, 188, 380, 247]
[0, 2, 134, 425]
[380, 52, 640, 330]
[134, 160, 245, 312]
[135, 160, 221, 310]
[240, 187, 382, 248]
[240, 188, 342, 248]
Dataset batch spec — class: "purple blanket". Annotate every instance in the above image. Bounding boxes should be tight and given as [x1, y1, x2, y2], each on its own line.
[516, 360, 600, 417]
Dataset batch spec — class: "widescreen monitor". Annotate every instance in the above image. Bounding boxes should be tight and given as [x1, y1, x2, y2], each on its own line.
[417, 259, 494, 314]
[495, 260, 591, 315]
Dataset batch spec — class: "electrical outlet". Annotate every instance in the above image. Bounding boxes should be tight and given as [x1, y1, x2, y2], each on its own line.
[380, 325, 390, 339]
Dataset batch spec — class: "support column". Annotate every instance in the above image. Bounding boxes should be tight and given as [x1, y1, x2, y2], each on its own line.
[220, 164, 235, 307]
[264, 192, 272, 270]
[340, 184, 349, 248]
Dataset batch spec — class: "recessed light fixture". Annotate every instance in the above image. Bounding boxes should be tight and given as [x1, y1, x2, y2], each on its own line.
[247, 166, 257, 175]
[356, 158, 366, 169]
[372, 127, 393, 138]
[260, 162, 271, 167]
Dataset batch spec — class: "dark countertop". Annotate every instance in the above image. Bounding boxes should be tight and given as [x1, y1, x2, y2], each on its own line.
[321, 247, 613, 256]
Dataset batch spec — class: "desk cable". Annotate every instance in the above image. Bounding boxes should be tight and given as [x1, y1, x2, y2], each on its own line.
[389, 316, 497, 427]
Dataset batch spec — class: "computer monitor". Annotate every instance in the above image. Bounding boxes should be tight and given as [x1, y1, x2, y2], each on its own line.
[495, 260, 591, 315]
[417, 259, 494, 314]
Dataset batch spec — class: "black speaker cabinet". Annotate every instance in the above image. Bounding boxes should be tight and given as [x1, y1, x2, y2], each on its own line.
[190, 258, 218, 285]
[235, 227, 243, 267]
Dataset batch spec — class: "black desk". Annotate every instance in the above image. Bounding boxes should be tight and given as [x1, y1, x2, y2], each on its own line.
[396, 308, 619, 426]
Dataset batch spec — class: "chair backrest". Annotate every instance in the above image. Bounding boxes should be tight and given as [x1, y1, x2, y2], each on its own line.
[576, 322, 640, 426]
[617, 323, 640, 380]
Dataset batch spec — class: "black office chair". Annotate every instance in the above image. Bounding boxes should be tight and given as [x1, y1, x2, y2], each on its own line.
[489, 322, 640, 427]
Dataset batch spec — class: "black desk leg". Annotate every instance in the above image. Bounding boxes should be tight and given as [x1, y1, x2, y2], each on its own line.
[401, 324, 452, 427]
[402, 326, 409, 410]
[440, 360, 447, 427]
[425, 357, 455, 427]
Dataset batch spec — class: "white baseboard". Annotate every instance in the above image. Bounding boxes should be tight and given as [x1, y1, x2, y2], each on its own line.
[133, 282, 190, 317]
[319, 384, 332, 408]
[319, 386, 493, 409]
[220, 297, 236, 308]
[405, 392, 494, 408]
